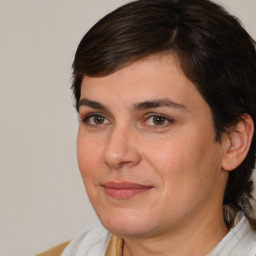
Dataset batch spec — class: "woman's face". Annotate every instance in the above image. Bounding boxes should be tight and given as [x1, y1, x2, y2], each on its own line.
[77, 56, 229, 238]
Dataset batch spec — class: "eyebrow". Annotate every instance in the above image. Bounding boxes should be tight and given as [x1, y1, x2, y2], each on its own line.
[78, 98, 109, 111]
[132, 98, 188, 111]
[78, 98, 188, 112]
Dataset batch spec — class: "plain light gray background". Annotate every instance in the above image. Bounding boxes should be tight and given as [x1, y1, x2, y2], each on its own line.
[0, 1, 255, 255]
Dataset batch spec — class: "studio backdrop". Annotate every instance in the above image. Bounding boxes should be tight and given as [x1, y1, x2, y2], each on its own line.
[0, 1, 255, 255]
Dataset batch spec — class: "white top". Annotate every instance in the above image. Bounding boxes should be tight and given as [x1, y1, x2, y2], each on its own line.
[62, 216, 256, 256]
[210, 216, 256, 256]
[61, 227, 110, 256]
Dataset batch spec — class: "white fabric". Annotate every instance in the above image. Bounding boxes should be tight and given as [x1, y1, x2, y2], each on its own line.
[62, 217, 256, 256]
[61, 226, 110, 256]
[210, 216, 256, 256]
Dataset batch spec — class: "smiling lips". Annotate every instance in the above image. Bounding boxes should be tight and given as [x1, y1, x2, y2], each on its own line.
[103, 182, 153, 199]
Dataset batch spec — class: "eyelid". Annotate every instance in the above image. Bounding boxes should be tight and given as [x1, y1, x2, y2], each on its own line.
[79, 111, 174, 128]
[79, 112, 111, 125]
[143, 113, 175, 126]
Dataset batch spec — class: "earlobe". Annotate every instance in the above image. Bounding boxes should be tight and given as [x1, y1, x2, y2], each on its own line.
[221, 114, 254, 171]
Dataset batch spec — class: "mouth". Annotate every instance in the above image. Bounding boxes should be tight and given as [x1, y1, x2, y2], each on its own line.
[102, 181, 153, 199]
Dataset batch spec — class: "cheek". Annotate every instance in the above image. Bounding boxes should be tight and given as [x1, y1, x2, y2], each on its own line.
[77, 130, 103, 182]
[145, 131, 220, 189]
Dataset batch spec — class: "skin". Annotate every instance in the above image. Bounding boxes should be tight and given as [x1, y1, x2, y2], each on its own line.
[77, 56, 231, 256]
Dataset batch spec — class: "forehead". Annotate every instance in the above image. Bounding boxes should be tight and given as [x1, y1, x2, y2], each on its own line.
[80, 56, 207, 109]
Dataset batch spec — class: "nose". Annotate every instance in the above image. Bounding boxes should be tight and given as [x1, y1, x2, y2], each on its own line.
[103, 125, 141, 169]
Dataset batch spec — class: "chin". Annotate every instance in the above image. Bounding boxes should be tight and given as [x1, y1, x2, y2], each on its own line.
[98, 209, 155, 238]
[103, 222, 149, 238]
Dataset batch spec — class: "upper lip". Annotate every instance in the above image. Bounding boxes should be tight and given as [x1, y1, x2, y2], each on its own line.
[103, 181, 153, 189]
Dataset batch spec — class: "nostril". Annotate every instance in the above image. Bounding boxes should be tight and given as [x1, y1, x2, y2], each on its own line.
[117, 161, 134, 169]
[103, 128, 141, 169]
[104, 149, 141, 169]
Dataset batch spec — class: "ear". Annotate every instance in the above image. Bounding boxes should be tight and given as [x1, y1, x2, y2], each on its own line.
[221, 114, 254, 171]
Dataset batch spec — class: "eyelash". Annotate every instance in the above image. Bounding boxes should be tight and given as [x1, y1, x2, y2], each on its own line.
[79, 113, 175, 127]
[143, 113, 174, 127]
[80, 113, 110, 126]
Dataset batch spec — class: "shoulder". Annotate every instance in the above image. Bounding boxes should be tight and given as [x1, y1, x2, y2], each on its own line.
[235, 223, 256, 255]
[232, 217, 256, 255]
[35, 226, 110, 256]
[211, 216, 256, 256]
[35, 241, 70, 256]
[61, 226, 110, 256]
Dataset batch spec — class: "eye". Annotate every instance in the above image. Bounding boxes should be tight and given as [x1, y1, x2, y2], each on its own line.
[144, 114, 173, 126]
[80, 113, 110, 126]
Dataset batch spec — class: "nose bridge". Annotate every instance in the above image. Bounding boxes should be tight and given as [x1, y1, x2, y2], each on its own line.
[103, 123, 140, 168]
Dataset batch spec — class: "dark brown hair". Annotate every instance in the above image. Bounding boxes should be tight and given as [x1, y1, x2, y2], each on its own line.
[72, 0, 256, 226]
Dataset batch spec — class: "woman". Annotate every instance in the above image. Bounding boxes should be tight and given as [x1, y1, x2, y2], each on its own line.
[37, 0, 256, 255]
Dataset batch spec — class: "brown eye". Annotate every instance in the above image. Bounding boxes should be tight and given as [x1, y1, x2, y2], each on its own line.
[144, 114, 174, 127]
[81, 114, 110, 126]
[93, 115, 105, 124]
[152, 116, 166, 125]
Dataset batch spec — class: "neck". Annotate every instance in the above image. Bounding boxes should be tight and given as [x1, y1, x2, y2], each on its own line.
[122, 209, 228, 256]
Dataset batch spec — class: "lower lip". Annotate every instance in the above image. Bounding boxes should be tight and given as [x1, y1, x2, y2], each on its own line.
[104, 187, 152, 199]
